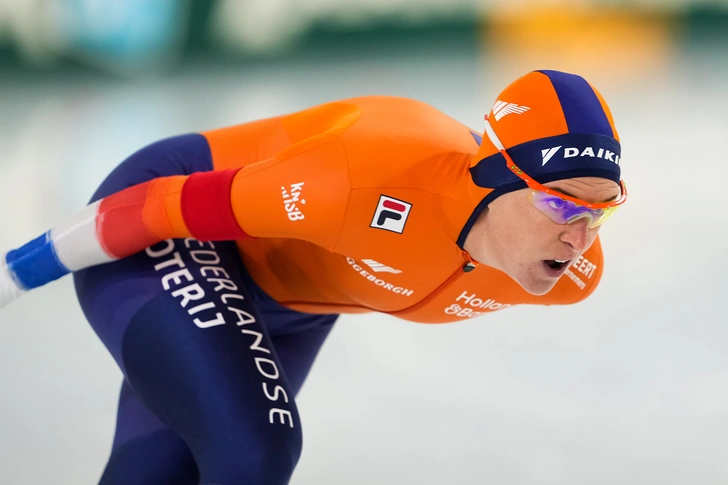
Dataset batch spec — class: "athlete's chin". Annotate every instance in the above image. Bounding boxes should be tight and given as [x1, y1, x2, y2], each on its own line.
[514, 275, 558, 296]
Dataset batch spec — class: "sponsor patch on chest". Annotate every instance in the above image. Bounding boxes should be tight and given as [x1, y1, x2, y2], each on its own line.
[370, 195, 412, 234]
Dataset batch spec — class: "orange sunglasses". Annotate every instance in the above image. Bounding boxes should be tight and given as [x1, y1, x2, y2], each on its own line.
[483, 114, 628, 227]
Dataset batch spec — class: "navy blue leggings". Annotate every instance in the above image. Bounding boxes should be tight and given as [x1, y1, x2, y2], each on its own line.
[73, 135, 337, 485]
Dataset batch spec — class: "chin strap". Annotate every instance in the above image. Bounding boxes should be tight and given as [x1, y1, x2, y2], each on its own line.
[482, 114, 506, 151]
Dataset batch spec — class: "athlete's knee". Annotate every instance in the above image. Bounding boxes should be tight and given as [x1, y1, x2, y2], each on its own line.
[197, 423, 303, 485]
[238, 435, 302, 485]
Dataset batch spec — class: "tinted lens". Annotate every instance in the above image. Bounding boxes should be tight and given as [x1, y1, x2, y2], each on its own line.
[587, 205, 618, 228]
[528, 191, 617, 228]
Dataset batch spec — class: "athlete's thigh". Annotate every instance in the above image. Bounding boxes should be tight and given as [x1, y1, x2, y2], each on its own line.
[106, 239, 301, 484]
[74, 243, 202, 485]
[76, 238, 302, 484]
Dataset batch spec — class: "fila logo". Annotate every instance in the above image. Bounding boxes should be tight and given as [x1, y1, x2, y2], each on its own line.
[492, 100, 530, 121]
[362, 259, 402, 274]
[541, 146, 621, 166]
[370, 195, 412, 234]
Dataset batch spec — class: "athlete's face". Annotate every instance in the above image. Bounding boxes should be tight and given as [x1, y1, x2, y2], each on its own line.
[464, 177, 621, 295]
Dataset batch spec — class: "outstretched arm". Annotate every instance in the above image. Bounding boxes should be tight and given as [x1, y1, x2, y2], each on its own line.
[0, 168, 247, 308]
[1, 129, 351, 309]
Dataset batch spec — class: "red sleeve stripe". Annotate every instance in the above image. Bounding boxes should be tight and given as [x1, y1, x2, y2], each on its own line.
[98, 182, 160, 259]
[181, 168, 250, 242]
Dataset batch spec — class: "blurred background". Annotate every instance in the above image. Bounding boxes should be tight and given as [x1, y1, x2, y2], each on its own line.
[1, 0, 727, 484]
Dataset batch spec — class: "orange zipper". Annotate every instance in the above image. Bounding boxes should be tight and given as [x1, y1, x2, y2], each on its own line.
[391, 250, 478, 317]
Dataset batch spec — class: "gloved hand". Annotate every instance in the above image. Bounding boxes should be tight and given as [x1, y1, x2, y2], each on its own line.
[1, 249, 25, 309]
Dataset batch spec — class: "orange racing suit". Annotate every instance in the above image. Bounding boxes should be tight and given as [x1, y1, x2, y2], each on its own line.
[194, 95, 604, 322]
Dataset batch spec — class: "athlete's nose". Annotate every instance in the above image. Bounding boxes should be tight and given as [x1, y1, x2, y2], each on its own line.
[559, 218, 590, 252]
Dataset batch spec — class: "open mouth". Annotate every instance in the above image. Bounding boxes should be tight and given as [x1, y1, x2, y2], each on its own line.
[544, 259, 570, 271]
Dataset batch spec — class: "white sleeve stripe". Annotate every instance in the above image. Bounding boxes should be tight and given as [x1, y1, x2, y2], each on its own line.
[50, 201, 116, 272]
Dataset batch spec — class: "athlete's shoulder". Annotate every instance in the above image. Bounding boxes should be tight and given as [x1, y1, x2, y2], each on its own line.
[229, 96, 445, 149]
[203, 95, 474, 155]
[278, 96, 438, 136]
[541, 236, 606, 305]
[335, 96, 480, 181]
[336, 95, 438, 111]
[341, 95, 475, 138]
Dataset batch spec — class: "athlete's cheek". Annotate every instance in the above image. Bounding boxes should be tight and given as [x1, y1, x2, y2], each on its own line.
[586, 227, 600, 246]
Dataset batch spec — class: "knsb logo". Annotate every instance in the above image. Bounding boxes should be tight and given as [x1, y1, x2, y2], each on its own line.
[541, 146, 620, 166]
[281, 182, 306, 221]
[370, 195, 412, 234]
[492, 99, 530, 121]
